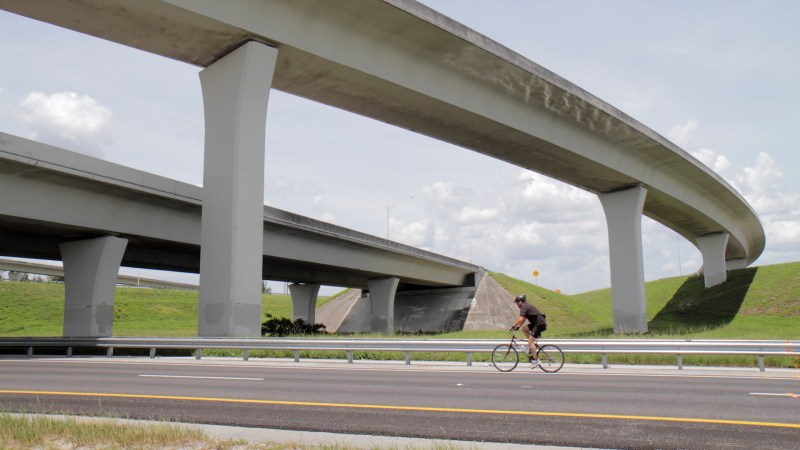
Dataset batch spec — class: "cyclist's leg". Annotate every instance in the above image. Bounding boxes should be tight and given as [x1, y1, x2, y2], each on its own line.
[531, 325, 544, 359]
[524, 324, 537, 360]
[522, 324, 534, 355]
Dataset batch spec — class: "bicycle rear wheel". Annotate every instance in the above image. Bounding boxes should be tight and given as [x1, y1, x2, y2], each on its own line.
[536, 344, 564, 372]
[491, 344, 519, 372]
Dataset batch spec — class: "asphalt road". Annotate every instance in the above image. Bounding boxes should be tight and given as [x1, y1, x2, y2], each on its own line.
[0, 357, 798, 449]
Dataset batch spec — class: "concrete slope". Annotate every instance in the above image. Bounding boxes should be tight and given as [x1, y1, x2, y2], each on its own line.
[318, 274, 519, 333]
[315, 289, 362, 332]
[463, 275, 519, 331]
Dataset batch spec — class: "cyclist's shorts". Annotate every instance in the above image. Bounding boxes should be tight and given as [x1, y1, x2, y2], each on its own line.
[528, 323, 547, 338]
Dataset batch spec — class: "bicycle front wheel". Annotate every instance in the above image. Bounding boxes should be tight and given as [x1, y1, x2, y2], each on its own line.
[536, 344, 564, 373]
[491, 344, 519, 372]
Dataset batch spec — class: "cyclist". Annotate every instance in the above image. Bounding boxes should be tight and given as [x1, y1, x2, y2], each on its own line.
[510, 294, 547, 367]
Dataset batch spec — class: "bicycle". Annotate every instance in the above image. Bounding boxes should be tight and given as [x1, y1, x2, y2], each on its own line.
[491, 331, 564, 373]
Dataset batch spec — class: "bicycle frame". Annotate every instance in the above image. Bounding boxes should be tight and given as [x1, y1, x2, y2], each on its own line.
[491, 331, 564, 373]
[508, 332, 540, 355]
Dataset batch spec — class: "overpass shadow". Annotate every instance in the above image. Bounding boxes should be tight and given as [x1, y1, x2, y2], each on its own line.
[649, 267, 758, 334]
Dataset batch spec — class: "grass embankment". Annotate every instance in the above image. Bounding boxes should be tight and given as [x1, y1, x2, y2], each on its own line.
[0, 283, 335, 337]
[1, 262, 797, 366]
[488, 262, 799, 340]
[488, 262, 799, 368]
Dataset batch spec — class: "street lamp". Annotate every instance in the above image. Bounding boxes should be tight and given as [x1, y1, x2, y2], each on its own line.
[386, 195, 414, 239]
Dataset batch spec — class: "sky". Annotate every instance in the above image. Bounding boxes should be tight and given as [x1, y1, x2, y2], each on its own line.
[0, 1, 798, 295]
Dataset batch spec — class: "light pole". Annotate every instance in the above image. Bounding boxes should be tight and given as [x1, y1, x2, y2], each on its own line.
[386, 195, 414, 239]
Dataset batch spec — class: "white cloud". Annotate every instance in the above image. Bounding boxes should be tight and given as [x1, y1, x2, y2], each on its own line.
[667, 120, 699, 146]
[265, 176, 318, 197]
[768, 221, 800, 245]
[389, 171, 611, 292]
[692, 147, 732, 174]
[0, 87, 10, 122]
[19, 91, 112, 157]
[741, 152, 783, 192]
[393, 141, 800, 292]
[455, 206, 501, 223]
[423, 181, 472, 205]
[264, 177, 339, 223]
[318, 212, 337, 223]
[510, 171, 599, 222]
[691, 147, 800, 265]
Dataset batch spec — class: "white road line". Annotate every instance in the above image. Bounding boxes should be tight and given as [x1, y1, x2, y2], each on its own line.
[750, 392, 798, 398]
[139, 374, 264, 381]
[10, 358, 799, 381]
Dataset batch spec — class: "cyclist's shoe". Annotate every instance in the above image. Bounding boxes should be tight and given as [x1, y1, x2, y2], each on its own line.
[530, 359, 540, 368]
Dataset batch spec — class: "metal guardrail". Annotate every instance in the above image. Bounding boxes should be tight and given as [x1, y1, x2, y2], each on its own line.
[1, 337, 797, 372]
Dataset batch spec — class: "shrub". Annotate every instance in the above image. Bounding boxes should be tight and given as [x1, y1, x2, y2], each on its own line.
[261, 313, 326, 337]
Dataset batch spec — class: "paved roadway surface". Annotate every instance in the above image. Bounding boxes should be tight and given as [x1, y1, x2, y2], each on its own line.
[0, 356, 798, 449]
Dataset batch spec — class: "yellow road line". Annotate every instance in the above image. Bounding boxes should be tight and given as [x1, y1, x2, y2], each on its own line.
[2, 389, 799, 429]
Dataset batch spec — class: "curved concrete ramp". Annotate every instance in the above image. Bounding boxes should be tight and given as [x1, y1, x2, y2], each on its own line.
[318, 275, 517, 333]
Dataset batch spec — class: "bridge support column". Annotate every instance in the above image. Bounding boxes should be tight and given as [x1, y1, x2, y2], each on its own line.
[696, 232, 729, 288]
[599, 186, 648, 333]
[726, 258, 747, 271]
[8, 271, 26, 282]
[198, 41, 278, 337]
[59, 236, 128, 337]
[368, 277, 399, 334]
[289, 283, 320, 324]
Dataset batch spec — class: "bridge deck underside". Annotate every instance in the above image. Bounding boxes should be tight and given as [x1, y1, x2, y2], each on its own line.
[0, 216, 461, 291]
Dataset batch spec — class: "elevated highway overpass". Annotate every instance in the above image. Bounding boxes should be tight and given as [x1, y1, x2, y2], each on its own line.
[0, 133, 481, 335]
[0, 258, 199, 290]
[0, 0, 764, 335]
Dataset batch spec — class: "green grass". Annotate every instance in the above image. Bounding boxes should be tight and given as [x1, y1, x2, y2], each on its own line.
[0, 414, 212, 449]
[1, 413, 466, 449]
[0, 283, 335, 337]
[1, 261, 798, 343]
[489, 262, 799, 341]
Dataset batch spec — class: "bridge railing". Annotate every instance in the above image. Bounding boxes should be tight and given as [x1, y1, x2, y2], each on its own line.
[1, 337, 797, 372]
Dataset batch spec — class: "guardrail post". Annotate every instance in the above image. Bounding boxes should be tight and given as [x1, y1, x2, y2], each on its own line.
[347, 351, 353, 364]
[677, 354, 683, 370]
[758, 355, 765, 372]
[107, 347, 113, 358]
[67, 347, 73, 358]
[243, 349, 249, 361]
[293, 351, 300, 362]
[466, 352, 472, 367]
[149, 348, 156, 359]
[196, 348, 202, 360]
[602, 353, 608, 369]
[405, 352, 411, 365]
[27, 346, 33, 358]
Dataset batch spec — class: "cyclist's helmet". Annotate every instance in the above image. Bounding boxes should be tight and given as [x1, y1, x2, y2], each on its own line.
[514, 294, 527, 303]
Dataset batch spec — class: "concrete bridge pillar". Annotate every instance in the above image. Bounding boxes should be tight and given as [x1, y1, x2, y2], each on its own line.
[289, 283, 320, 324]
[59, 236, 128, 337]
[367, 277, 400, 334]
[726, 258, 747, 271]
[599, 186, 648, 333]
[8, 271, 26, 282]
[696, 232, 729, 288]
[198, 41, 278, 337]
